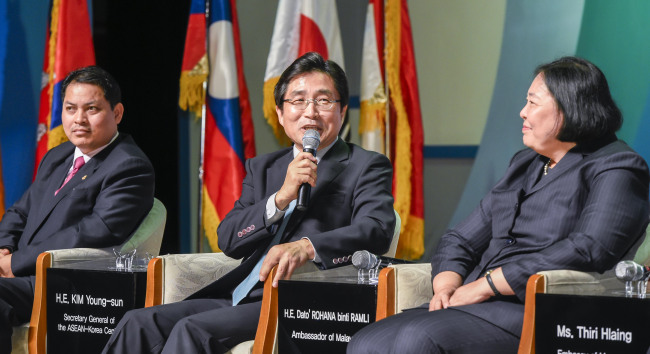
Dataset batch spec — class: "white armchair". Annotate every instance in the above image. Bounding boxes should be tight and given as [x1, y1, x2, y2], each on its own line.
[374, 228, 650, 354]
[12, 197, 167, 354]
[145, 210, 402, 354]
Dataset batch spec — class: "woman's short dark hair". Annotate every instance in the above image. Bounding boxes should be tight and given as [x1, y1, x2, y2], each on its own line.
[274, 52, 348, 112]
[535, 56, 622, 144]
[61, 66, 122, 109]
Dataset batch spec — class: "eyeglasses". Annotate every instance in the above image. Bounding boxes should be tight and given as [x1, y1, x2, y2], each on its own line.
[283, 98, 341, 111]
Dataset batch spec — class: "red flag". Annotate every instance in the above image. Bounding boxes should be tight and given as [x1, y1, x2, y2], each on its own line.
[34, 0, 95, 177]
[178, 0, 208, 117]
[361, 0, 424, 259]
[179, 0, 256, 251]
[262, 0, 345, 146]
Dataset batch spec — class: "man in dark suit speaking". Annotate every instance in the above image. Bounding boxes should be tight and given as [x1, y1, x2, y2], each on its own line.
[0, 66, 155, 353]
[102, 52, 396, 354]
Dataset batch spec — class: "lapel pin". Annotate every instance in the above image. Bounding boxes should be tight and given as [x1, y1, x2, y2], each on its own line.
[82, 175, 87, 180]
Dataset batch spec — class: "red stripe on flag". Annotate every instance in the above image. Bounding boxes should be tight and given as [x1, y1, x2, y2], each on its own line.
[181, 13, 207, 71]
[298, 14, 329, 58]
[399, 1, 424, 219]
[229, 0, 256, 159]
[371, 0, 385, 76]
[35, 0, 95, 178]
[203, 109, 246, 218]
[55, 0, 95, 78]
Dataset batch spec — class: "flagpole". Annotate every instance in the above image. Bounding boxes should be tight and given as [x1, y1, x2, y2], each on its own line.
[197, 80, 207, 253]
[197, 0, 210, 253]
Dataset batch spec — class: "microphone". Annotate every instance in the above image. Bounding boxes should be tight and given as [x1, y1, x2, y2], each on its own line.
[351, 250, 414, 270]
[615, 260, 650, 281]
[296, 129, 320, 211]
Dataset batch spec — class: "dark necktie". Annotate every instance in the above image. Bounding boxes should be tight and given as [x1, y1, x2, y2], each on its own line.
[55, 156, 85, 195]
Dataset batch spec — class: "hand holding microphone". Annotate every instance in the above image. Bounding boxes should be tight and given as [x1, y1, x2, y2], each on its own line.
[296, 129, 320, 211]
[274, 129, 320, 211]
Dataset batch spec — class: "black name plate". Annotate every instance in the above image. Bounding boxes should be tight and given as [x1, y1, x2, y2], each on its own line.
[536, 293, 650, 353]
[278, 280, 376, 353]
[47, 267, 146, 354]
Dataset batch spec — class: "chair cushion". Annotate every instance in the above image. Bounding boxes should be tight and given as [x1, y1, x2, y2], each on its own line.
[392, 263, 433, 313]
[11, 323, 28, 354]
[161, 253, 241, 304]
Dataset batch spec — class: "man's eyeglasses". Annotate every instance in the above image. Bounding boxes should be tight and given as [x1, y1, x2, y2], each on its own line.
[283, 98, 341, 111]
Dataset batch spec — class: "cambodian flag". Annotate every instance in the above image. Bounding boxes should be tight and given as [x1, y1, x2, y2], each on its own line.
[180, 0, 255, 252]
[34, 0, 95, 177]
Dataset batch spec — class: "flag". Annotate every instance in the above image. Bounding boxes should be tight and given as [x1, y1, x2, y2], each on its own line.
[262, 0, 345, 146]
[34, 0, 95, 177]
[178, 0, 208, 117]
[361, 0, 424, 260]
[359, 0, 387, 154]
[179, 0, 256, 252]
[0, 0, 6, 219]
[0, 143, 4, 220]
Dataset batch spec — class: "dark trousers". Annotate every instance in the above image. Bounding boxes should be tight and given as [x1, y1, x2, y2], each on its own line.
[102, 298, 262, 354]
[0, 276, 35, 354]
[347, 306, 519, 354]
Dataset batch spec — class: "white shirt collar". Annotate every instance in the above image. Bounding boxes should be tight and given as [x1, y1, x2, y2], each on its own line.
[72, 132, 120, 164]
[292, 136, 338, 163]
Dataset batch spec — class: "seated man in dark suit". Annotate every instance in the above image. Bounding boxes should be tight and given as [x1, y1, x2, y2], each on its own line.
[0, 66, 155, 353]
[102, 52, 396, 354]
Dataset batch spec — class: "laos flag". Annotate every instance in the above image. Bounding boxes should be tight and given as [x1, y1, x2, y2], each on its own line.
[180, 0, 255, 252]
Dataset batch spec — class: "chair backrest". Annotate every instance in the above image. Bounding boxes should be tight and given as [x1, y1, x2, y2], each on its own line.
[21, 198, 166, 354]
[119, 197, 167, 257]
[384, 210, 402, 257]
[632, 222, 650, 265]
[40, 198, 167, 265]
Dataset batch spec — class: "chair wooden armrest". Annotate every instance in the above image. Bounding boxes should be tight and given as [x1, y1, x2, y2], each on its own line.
[517, 269, 613, 354]
[26, 252, 52, 354]
[251, 266, 280, 354]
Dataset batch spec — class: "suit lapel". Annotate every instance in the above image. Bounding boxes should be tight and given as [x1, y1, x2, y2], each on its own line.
[267, 149, 293, 200]
[526, 150, 584, 196]
[53, 158, 97, 197]
[310, 139, 349, 200]
[29, 136, 121, 243]
[26, 145, 74, 242]
[284, 139, 349, 237]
